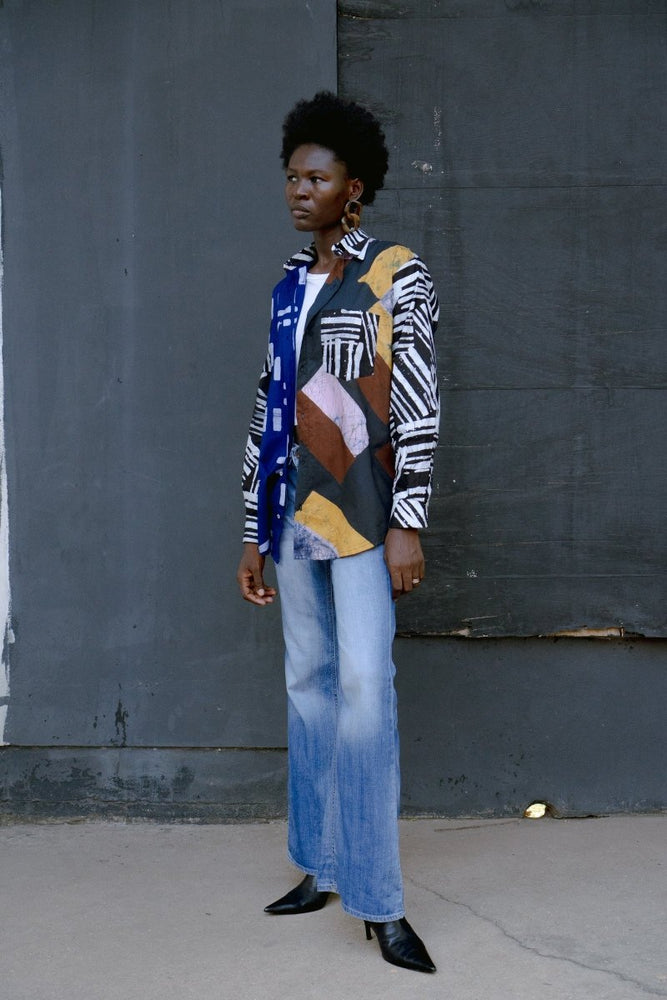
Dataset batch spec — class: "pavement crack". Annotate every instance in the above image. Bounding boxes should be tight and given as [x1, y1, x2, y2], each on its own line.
[432, 819, 521, 833]
[407, 874, 667, 997]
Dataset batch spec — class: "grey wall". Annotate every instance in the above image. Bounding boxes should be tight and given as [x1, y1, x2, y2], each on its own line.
[0, 0, 665, 820]
[0, 0, 334, 814]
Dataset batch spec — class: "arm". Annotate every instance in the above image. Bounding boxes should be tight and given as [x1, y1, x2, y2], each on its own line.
[241, 346, 272, 545]
[384, 256, 440, 598]
[238, 347, 277, 606]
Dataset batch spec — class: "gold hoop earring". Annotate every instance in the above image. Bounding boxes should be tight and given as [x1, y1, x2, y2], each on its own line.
[341, 199, 363, 234]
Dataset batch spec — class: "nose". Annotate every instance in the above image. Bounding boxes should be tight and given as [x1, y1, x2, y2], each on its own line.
[294, 177, 309, 199]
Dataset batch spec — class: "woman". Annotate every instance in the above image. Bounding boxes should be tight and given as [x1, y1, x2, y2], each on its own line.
[237, 92, 439, 974]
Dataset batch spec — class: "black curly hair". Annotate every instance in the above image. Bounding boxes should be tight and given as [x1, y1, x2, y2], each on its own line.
[281, 91, 389, 206]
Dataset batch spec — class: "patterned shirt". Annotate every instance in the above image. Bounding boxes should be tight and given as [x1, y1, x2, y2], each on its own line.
[242, 228, 439, 560]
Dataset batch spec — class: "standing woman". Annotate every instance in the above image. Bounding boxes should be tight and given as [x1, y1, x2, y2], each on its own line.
[237, 92, 439, 974]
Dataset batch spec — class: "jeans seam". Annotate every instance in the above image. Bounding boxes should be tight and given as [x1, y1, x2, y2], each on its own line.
[340, 902, 406, 923]
[325, 567, 338, 881]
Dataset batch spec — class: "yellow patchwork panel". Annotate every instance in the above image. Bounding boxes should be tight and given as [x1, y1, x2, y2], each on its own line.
[358, 245, 414, 299]
[295, 492, 374, 557]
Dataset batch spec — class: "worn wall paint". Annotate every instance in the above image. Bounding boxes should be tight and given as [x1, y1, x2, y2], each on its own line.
[2, 636, 667, 820]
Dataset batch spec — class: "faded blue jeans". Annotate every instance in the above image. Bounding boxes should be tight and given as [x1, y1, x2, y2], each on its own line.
[274, 461, 404, 922]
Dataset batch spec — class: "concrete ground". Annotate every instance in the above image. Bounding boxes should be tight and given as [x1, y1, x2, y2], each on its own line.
[1, 814, 665, 1000]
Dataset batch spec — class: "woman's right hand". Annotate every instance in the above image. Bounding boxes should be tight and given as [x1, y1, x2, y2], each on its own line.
[236, 543, 277, 606]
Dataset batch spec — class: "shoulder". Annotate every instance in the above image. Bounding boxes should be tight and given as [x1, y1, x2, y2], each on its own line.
[365, 240, 431, 274]
[358, 241, 434, 295]
[272, 262, 305, 297]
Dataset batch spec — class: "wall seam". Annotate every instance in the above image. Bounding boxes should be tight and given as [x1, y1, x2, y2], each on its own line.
[0, 185, 12, 745]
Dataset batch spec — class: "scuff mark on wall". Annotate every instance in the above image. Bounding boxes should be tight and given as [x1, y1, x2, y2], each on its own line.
[433, 106, 442, 150]
[0, 187, 12, 745]
[114, 691, 129, 747]
[411, 160, 433, 175]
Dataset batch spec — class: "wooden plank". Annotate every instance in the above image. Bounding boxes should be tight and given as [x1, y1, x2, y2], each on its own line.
[340, 1, 667, 19]
[396, 386, 667, 635]
[399, 574, 667, 638]
[341, 4, 667, 635]
[340, 1, 575, 17]
[340, 11, 667, 189]
[367, 187, 667, 390]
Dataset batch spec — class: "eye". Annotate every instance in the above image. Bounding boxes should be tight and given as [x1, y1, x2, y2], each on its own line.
[286, 174, 297, 183]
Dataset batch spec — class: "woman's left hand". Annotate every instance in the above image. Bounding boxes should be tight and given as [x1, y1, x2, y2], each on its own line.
[384, 528, 425, 600]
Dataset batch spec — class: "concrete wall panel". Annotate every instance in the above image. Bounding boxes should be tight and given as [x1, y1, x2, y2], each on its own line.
[0, 0, 336, 748]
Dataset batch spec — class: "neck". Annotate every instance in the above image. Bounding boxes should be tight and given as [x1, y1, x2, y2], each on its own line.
[310, 223, 346, 273]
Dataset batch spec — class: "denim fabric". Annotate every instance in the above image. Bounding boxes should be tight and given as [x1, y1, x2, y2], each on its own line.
[274, 462, 404, 922]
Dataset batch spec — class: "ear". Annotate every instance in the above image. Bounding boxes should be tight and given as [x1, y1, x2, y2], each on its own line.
[348, 177, 364, 202]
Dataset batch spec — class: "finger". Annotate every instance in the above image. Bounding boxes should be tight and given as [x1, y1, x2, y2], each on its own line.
[243, 584, 275, 607]
[411, 557, 425, 587]
[258, 585, 277, 604]
[389, 565, 404, 600]
[401, 566, 424, 595]
[389, 576, 402, 601]
[388, 567, 408, 599]
[238, 568, 273, 605]
[239, 571, 260, 601]
[248, 567, 264, 597]
[236, 568, 251, 596]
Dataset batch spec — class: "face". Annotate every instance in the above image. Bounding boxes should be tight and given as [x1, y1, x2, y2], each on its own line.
[285, 144, 363, 235]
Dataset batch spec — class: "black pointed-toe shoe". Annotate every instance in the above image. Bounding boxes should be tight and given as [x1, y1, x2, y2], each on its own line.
[364, 917, 436, 973]
[264, 874, 331, 915]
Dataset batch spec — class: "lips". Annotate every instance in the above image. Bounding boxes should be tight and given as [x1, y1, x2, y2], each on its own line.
[291, 207, 310, 219]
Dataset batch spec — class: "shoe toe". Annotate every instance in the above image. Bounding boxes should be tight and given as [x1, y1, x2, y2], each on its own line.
[369, 918, 436, 973]
[264, 875, 329, 915]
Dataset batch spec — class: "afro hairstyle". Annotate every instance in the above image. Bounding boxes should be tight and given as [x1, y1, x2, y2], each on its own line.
[281, 91, 389, 205]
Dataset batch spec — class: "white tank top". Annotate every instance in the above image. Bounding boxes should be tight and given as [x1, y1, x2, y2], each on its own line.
[294, 271, 329, 427]
[295, 271, 329, 364]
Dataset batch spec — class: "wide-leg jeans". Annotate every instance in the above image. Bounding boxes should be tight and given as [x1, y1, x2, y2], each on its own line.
[274, 462, 404, 922]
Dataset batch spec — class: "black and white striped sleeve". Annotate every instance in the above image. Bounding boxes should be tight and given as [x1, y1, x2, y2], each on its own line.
[389, 255, 440, 529]
[241, 347, 272, 544]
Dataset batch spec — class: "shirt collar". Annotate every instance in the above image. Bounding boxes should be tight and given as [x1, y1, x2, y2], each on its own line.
[283, 228, 375, 272]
